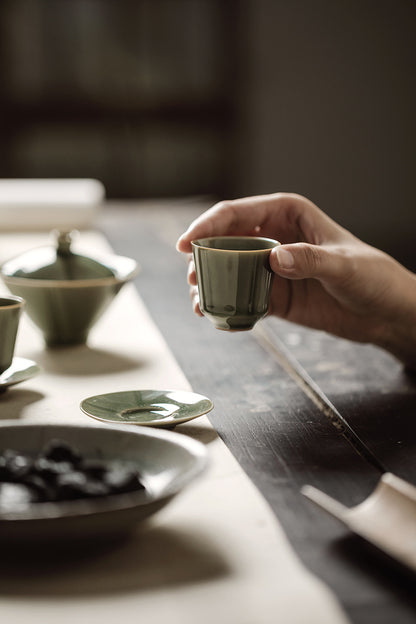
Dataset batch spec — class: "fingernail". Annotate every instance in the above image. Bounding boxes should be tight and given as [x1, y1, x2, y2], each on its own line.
[276, 247, 294, 268]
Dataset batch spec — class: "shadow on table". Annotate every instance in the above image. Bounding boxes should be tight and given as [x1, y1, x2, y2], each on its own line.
[25, 345, 147, 377]
[0, 388, 44, 420]
[176, 422, 219, 446]
[330, 388, 416, 484]
[0, 524, 230, 597]
[332, 534, 416, 613]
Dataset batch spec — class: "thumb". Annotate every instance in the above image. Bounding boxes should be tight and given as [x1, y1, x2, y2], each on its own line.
[270, 242, 349, 282]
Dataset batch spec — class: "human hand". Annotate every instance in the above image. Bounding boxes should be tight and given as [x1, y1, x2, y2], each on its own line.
[176, 193, 416, 368]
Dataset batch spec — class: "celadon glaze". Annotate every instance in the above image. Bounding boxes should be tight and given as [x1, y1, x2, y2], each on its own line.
[0, 357, 40, 392]
[192, 236, 280, 331]
[4, 280, 126, 346]
[0, 296, 24, 373]
[81, 389, 213, 429]
[0, 232, 138, 347]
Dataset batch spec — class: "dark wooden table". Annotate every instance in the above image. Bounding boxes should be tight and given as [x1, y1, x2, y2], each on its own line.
[101, 200, 416, 624]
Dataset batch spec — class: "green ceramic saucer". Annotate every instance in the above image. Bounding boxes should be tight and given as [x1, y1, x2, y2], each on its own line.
[0, 357, 41, 393]
[80, 389, 213, 428]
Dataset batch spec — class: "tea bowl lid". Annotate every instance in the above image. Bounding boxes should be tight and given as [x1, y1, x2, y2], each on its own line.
[1, 231, 117, 281]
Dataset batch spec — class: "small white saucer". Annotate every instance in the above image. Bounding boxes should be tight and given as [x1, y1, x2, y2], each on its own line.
[0, 357, 41, 392]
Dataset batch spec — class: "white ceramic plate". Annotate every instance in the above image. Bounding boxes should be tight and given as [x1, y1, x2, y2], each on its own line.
[0, 421, 207, 542]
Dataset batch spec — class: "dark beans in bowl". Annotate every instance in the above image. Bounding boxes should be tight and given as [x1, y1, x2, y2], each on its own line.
[0, 440, 145, 509]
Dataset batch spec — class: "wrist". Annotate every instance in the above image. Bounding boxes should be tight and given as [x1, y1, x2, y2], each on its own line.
[374, 268, 416, 370]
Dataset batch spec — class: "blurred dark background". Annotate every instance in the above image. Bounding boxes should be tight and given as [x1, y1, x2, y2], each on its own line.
[0, 0, 415, 267]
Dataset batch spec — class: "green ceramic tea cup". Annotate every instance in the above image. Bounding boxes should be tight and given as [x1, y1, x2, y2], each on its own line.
[192, 236, 280, 331]
[0, 295, 25, 373]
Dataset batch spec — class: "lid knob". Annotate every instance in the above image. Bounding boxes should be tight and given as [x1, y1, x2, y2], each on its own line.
[55, 230, 77, 256]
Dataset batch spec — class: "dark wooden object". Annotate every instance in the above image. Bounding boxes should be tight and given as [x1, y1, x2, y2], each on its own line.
[102, 202, 416, 624]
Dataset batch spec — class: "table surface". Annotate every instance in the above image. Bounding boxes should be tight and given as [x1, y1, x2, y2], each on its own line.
[0, 219, 350, 624]
[101, 199, 416, 624]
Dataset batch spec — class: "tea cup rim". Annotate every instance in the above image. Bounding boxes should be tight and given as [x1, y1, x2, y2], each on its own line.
[0, 295, 25, 309]
[191, 235, 280, 252]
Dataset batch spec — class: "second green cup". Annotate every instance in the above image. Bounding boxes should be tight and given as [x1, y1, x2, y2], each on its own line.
[0, 295, 25, 374]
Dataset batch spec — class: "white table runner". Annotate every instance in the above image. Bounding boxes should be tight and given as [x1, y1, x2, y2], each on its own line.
[0, 231, 349, 624]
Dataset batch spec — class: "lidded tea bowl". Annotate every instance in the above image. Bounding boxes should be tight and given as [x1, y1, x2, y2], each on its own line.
[0, 231, 139, 347]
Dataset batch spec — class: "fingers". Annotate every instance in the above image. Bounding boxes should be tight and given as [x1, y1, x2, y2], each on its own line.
[176, 193, 298, 253]
[190, 284, 203, 316]
[187, 256, 202, 315]
[176, 197, 265, 253]
[186, 255, 197, 285]
[177, 192, 361, 324]
[176, 192, 348, 253]
[270, 242, 356, 283]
